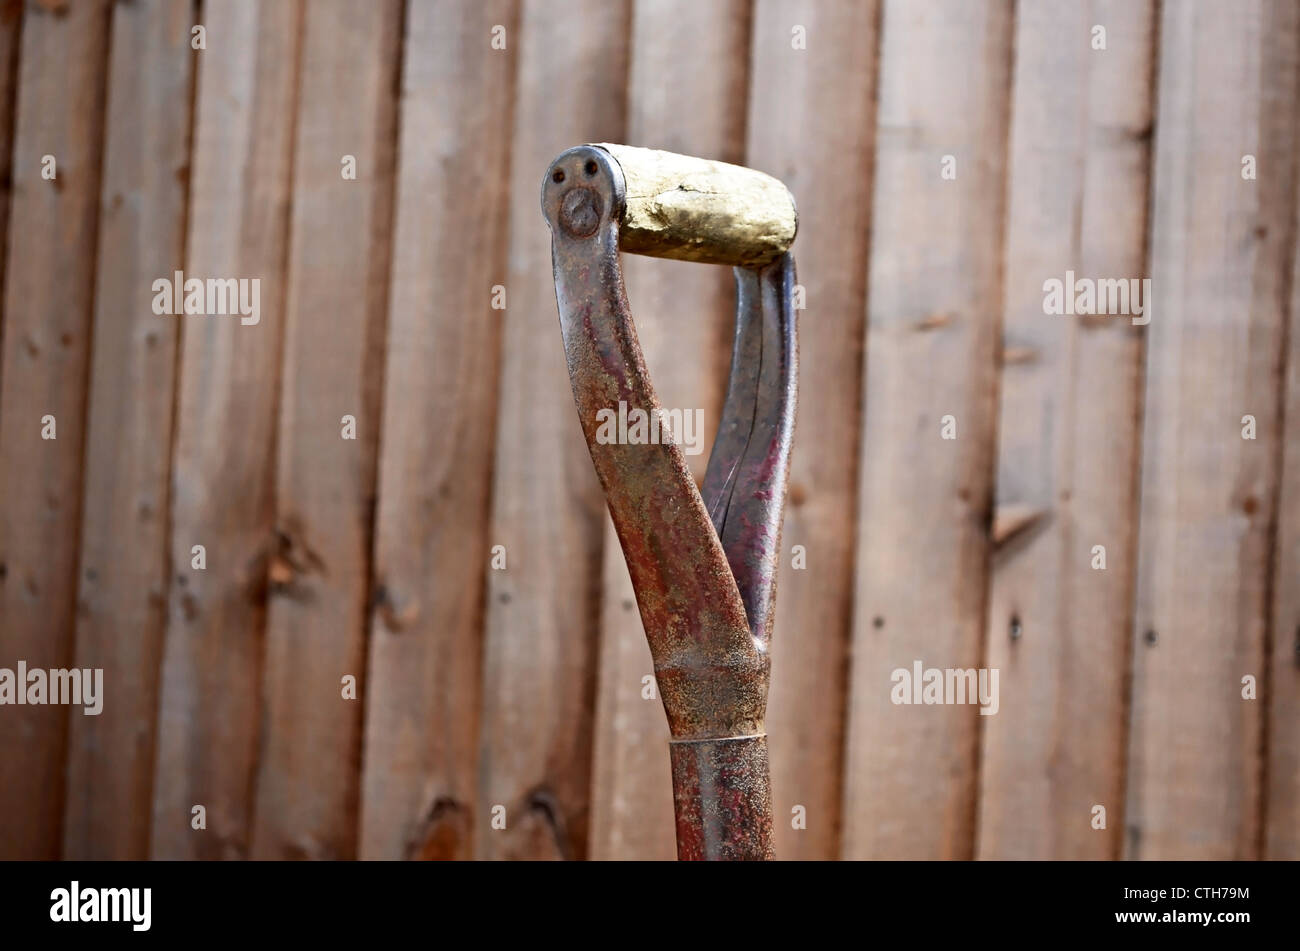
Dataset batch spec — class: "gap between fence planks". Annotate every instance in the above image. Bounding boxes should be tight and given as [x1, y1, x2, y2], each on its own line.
[477, 0, 631, 861]
[0, 0, 111, 860]
[1125, 0, 1300, 860]
[841, 0, 1015, 860]
[64, 0, 196, 861]
[974, 0, 1156, 860]
[359, 0, 517, 862]
[249, 0, 401, 860]
[587, 0, 750, 862]
[746, 0, 879, 861]
[151, 0, 303, 860]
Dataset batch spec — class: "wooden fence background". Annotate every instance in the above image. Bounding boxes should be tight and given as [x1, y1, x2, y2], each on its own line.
[0, 0, 1296, 860]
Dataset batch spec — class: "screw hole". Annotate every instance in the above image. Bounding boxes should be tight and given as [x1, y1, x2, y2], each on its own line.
[552, 168, 565, 183]
[584, 159, 598, 176]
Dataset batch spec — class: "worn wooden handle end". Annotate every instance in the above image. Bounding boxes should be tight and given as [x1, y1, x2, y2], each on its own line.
[593, 143, 797, 268]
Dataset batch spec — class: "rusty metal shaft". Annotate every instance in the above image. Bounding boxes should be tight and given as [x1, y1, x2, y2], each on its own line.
[542, 145, 797, 860]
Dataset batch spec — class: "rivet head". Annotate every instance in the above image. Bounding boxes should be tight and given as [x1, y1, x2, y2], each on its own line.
[559, 186, 602, 238]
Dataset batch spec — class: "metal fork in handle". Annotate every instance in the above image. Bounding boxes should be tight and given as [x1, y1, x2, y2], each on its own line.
[541, 144, 797, 861]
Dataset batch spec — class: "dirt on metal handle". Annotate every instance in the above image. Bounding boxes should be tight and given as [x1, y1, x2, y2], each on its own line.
[592, 143, 797, 268]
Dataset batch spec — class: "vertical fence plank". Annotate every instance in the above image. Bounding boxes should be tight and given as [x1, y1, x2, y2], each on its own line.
[359, 0, 517, 862]
[587, 0, 749, 861]
[477, 0, 630, 860]
[1268, 184, 1300, 860]
[63, 0, 196, 861]
[1126, 0, 1299, 860]
[151, 0, 302, 860]
[974, 0, 1156, 860]
[0, 0, 27, 855]
[841, 0, 1014, 860]
[250, 0, 401, 860]
[0, 0, 111, 860]
[745, 0, 879, 860]
[589, 527, 674, 859]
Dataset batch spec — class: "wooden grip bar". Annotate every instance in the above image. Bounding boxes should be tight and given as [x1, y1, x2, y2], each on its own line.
[592, 143, 797, 268]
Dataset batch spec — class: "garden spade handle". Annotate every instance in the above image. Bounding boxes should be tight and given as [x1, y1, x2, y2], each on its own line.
[542, 144, 797, 860]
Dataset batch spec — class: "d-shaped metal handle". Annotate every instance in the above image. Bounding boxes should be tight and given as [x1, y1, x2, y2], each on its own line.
[542, 144, 798, 860]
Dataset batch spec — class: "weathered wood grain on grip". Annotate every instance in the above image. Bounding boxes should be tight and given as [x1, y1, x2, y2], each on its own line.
[595, 143, 797, 267]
